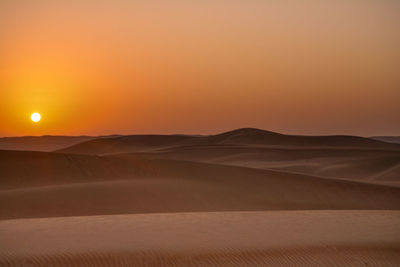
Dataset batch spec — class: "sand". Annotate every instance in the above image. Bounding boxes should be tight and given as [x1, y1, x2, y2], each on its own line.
[372, 136, 400, 144]
[0, 136, 95, 152]
[1, 128, 400, 265]
[129, 146, 400, 185]
[1, 150, 399, 219]
[0, 135, 121, 152]
[59, 128, 400, 155]
[1, 211, 399, 266]
[56, 128, 400, 186]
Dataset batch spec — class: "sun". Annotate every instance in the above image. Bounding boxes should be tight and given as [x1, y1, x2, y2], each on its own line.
[31, 112, 41, 123]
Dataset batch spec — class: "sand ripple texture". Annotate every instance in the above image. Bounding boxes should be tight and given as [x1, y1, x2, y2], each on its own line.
[1, 211, 399, 266]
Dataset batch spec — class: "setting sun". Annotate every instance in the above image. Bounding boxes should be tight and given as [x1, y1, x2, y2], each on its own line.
[31, 112, 41, 123]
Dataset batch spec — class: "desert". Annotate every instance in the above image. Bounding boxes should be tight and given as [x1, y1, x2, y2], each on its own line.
[1, 1, 399, 265]
[1, 129, 400, 266]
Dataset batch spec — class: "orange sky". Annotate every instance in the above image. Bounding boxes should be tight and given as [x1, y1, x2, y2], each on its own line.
[1, 1, 399, 137]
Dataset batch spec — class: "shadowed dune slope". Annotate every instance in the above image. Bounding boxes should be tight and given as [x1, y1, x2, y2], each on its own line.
[0, 150, 159, 189]
[53, 129, 400, 185]
[57, 134, 196, 154]
[1, 211, 399, 266]
[371, 136, 400, 144]
[0, 150, 399, 219]
[57, 128, 400, 155]
[130, 146, 400, 184]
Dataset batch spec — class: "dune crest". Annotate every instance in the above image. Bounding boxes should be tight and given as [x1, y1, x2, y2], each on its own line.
[58, 128, 400, 155]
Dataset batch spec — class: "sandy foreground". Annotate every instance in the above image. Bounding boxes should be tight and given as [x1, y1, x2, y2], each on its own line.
[1, 210, 399, 266]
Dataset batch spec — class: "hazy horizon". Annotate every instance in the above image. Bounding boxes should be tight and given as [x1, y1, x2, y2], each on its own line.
[1, 1, 399, 137]
[1, 127, 399, 139]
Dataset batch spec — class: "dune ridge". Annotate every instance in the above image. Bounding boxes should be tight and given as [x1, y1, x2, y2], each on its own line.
[52, 128, 400, 186]
[58, 128, 400, 155]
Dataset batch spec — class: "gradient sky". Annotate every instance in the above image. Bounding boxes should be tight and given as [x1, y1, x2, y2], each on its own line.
[1, 0, 399, 137]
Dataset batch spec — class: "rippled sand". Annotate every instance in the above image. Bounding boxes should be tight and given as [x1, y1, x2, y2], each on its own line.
[1, 211, 399, 266]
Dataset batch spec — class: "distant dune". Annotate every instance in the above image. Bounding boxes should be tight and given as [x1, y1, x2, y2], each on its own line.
[372, 136, 400, 144]
[54, 128, 400, 186]
[57, 128, 400, 155]
[0, 136, 97, 152]
[0, 135, 122, 152]
[58, 134, 194, 154]
[1, 211, 399, 266]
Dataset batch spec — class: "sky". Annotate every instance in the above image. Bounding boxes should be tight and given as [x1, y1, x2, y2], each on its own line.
[0, 0, 399, 137]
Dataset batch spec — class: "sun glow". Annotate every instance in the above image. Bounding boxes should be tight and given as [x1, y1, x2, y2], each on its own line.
[31, 113, 41, 123]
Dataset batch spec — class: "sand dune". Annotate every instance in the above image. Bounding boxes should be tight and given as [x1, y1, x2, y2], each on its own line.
[1, 150, 399, 219]
[202, 128, 399, 148]
[0, 135, 117, 152]
[136, 146, 400, 185]
[1, 211, 399, 266]
[371, 136, 400, 144]
[1, 129, 400, 265]
[53, 128, 400, 185]
[57, 134, 196, 154]
[58, 128, 400, 155]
